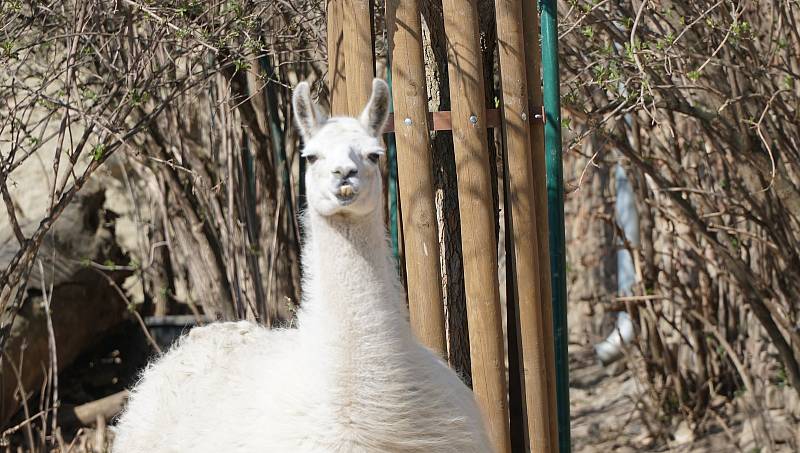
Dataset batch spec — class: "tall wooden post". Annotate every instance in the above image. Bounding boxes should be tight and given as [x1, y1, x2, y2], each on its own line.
[496, 0, 553, 450]
[440, 0, 511, 451]
[386, 0, 447, 356]
[343, 0, 375, 115]
[329, 0, 565, 447]
[522, 1, 560, 451]
[327, 0, 348, 115]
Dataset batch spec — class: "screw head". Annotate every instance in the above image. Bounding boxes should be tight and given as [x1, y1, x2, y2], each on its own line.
[469, 115, 478, 124]
[404, 117, 412, 126]
[521, 112, 528, 121]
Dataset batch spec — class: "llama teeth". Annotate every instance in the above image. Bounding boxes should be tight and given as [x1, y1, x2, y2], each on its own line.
[339, 185, 354, 197]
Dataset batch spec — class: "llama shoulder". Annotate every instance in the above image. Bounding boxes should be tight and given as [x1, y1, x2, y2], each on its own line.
[113, 321, 295, 452]
[139, 321, 286, 384]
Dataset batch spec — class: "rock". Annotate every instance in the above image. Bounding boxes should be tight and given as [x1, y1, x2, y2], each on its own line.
[1, 189, 131, 425]
[633, 431, 655, 449]
[796, 427, 800, 452]
[739, 417, 757, 451]
[674, 420, 695, 445]
[766, 385, 785, 410]
[785, 387, 800, 419]
[771, 423, 794, 444]
[609, 446, 636, 453]
[738, 413, 795, 450]
[767, 411, 794, 444]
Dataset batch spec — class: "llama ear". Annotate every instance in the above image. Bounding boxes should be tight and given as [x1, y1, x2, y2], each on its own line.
[293, 81, 326, 141]
[359, 79, 390, 137]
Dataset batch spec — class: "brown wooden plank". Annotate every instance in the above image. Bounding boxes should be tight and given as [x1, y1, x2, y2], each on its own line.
[495, 0, 553, 451]
[386, 0, 447, 356]
[440, 0, 511, 451]
[343, 0, 374, 115]
[327, 0, 348, 115]
[522, 1, 560, 450]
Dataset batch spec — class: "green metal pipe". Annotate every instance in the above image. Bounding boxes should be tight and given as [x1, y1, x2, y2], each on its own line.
[385, 57, 400, 262]
[540, 0, 571, 451]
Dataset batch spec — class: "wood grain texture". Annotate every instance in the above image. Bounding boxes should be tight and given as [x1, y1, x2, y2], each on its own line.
[522, 1, 560, 450]
[386, 0, 447, 356]
[327, 0, 348, 115]
[495, 0, 552, 450]
[440, 0, 511, 450]
[342, 0, 374, 115]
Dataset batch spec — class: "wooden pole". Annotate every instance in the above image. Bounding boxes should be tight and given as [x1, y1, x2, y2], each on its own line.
[440, 0, 511, 451]
[521, 1, 560, 451]
[495, 0, 553, 451]
[327, 0, 348, 115]
[343, 0, 375, 115]
[386, 0, 447, 356]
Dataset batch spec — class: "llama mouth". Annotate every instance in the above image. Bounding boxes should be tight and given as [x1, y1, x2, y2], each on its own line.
[335, 184, 358, 204]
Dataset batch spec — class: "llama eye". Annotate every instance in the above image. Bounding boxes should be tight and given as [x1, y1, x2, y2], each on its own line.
[367, 152, 381, 163]
[305, 154, 319, 164]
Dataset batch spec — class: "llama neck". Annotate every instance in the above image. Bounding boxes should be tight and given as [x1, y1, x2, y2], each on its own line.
[298, 210, 410, 342]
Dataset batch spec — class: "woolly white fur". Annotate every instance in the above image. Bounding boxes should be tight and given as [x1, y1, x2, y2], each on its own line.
[112, 79, 493, 453]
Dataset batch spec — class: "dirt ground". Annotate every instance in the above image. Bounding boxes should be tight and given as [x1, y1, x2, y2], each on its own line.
[569, 342, 799, 453]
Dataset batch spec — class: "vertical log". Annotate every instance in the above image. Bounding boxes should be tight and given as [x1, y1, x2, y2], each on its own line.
[386, 0, 447, 356]
[521, 1, 560, 450]
[343, 0, 375, 115]
[327, 0, 348, 115]
[495, 0, 552, 450]
[440, 0, 511, 451]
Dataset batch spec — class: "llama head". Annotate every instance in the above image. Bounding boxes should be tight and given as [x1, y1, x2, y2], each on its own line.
[293, 79, 390, 218]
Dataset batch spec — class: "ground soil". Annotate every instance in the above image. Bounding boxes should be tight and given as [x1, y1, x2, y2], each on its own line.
[569, 342, 799, 453]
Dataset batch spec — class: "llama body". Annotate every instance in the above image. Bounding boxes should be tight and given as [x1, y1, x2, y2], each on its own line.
[113, 80, 492, 453]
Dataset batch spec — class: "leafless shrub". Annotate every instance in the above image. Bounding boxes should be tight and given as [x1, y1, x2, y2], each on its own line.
[2, 0, 324, 447]
[1, 0, 325, 346]
[559, 0, 800, 440]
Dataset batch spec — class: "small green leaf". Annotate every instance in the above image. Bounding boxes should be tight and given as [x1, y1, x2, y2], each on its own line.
[92, 143, 107, 161]
[234, 59, 251, 71]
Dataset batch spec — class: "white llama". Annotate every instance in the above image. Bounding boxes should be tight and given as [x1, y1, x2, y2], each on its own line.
[112, 79, 492, 453]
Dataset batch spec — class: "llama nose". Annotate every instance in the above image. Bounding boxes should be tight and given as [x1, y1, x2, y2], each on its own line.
[332, 166, 358, 180]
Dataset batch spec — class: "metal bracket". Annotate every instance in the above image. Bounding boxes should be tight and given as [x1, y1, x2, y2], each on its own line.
[384, 106, 544, 133]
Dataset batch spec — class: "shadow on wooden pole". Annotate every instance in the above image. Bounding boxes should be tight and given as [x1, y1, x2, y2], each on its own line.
[440, 0, 511, 451]
[522, 1, 561, 451]
[386, 0, 447, 357]
[496, 0, 554, 450]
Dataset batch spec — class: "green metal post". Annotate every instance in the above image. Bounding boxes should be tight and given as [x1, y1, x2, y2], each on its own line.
[540, 0, 571, 451]
[385, 59, 400, 261]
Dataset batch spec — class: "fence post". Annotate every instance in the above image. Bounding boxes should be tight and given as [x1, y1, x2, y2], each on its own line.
[541, 0, 572, 451]
[522, 1, 560, 450]
[384, 63, 400, 262]
[386, 0, 447, 356]
[440, 0, 511, 450]
[495, 0, 553, 450]
[342, 0, 375, 114]
[327, 0, 348, 115]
